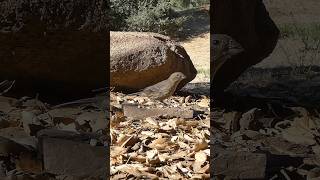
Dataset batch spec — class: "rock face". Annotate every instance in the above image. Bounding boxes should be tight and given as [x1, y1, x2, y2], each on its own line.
[110, 31, 197, 92]
[0, 0, 108, 102]
[212, 0, 279, 91]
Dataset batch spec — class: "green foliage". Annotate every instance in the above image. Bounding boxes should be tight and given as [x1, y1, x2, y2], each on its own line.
[197, 68, 210, 78]
[109, 0, 138, 30]
[170, 0, 209, 9]
[190, 0, 210, 8]
[110, 0, 187, 36]
[170, 0, 191, 9]
[125, 0, 187, 36]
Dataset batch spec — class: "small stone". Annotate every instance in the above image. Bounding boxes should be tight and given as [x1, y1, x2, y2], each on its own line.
[42, 137, 107, 178]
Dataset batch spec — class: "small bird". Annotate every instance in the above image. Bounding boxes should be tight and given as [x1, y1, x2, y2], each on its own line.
[212, 34, 244, 78]
[128, 72, 187, 101]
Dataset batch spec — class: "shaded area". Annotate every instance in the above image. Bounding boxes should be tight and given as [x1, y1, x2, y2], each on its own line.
[181, 82, 210, 96]
[0, 0, 108, 104]
[212, 66, 320, 179]
[212, 0, 320, 179]
[265, 154, 305, 179]
[212, 0, 279, 92]
[227, 66, 320, 109]
[176, 6, 210, 40]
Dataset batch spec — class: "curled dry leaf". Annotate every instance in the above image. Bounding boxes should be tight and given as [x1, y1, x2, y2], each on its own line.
[193, 140, 208, 152]
[127, 152, 146, 163]
[184, 134, 196, 142]
[173, 150, 189, 158]
[110, 111, 125, 128]
[146, 149, 158, 160]
[198, 98, 209, 108]
[117, 134, 139, 147]
[110, 146, 127, 158]
[148, 137, 171, 150]
[281, 117, 318, 146]
[193, 150, 208, 173]
[307, 167, 320, 180]
[178, 141, 190, 149]
[145, 117, 159, 127]
[112, 164, 158, 178]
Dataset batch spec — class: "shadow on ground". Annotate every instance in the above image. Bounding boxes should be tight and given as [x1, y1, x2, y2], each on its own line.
[176, 7, 210, 40]
[180, 82, 210, 96]
[219, 66, 320, 110]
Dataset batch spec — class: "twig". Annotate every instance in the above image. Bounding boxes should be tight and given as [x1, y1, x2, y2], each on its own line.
[0, 80, 15, 95]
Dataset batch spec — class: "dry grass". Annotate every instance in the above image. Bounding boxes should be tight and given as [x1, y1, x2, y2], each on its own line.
[255, 0, 320, 70]
[181, 33, 210, 83]
[265, 0, 320, 24]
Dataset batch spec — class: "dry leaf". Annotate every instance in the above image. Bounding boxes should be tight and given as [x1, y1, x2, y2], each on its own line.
[193, 141, 208, 152]
[193, 151, 207, 173]
[148, 137, 171, 150]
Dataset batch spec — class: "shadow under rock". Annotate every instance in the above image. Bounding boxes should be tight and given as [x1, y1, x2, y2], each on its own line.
[265, 153, 305, 179]
[180, 82, 210, 96]
[226, 66, 320, 109]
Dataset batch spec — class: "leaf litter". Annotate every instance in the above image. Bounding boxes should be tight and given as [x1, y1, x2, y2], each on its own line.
[212, 98, 320, 179]
[110, 92, 210, 179]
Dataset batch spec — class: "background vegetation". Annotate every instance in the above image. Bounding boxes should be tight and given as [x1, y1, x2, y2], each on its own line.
[110, 0, 209, 36]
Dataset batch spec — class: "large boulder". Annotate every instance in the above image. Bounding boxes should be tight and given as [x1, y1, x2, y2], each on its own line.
[0, 0, 107, 102]
[212, 0, 279, 91]
[110, 31, 197, 92]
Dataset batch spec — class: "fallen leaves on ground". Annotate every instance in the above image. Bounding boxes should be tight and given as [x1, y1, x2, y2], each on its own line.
[110, 92, 210, 179]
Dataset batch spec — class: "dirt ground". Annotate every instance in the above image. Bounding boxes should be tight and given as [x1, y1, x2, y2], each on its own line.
[232, 0, 320, 106]
[177, 7, 210, 83]
[181, 33, 210, 83]
[264, 0, 320, 24]
[256, 0, 320, 68]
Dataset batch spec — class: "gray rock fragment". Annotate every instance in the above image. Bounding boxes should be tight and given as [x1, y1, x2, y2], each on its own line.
[212, 151, 266, 179]
[42, 137, 107, 178]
